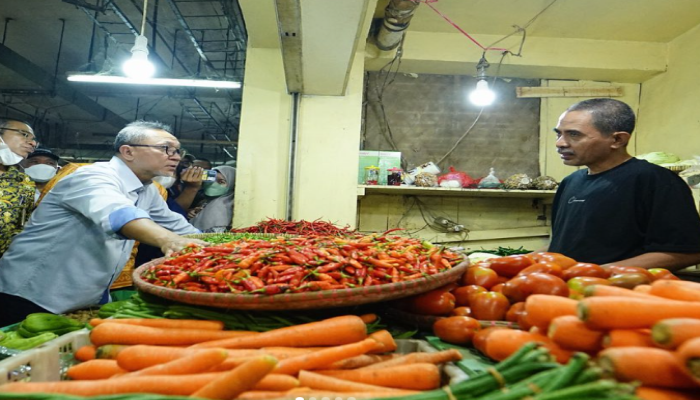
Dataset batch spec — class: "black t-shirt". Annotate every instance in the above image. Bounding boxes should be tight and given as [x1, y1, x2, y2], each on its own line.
[549, 158, 700, 264]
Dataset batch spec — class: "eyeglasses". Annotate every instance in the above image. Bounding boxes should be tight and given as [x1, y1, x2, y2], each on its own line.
[126, 144, 184, 156]
[2, 128, 38, 144]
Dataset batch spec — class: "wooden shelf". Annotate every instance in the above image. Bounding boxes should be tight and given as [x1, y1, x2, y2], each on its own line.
[357, 185, 557, 199]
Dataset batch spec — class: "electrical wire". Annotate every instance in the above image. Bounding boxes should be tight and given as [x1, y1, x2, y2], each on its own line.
[140, 0, 149, 35]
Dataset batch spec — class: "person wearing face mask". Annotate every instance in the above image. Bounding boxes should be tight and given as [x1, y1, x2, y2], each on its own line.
[0, 118, 37, 257]
[20, 147, 60, 202]
[189, 166, 236, 232]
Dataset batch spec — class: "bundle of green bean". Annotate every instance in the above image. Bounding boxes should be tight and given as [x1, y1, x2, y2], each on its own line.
[98, 293, 416, 338]
[381, 343, 639, 400]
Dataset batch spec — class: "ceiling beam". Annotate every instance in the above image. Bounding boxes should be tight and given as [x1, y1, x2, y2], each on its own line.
[0, 43, 129, 129]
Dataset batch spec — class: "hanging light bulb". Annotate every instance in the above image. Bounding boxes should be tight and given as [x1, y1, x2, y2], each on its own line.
[123, 0, 155, 79]
[469, 79, 496, 106]
[123, 35, 155, 79]
[469, 55, 496, 107]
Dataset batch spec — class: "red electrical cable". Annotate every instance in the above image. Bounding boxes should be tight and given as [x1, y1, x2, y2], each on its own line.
[421, 0, 510, 52]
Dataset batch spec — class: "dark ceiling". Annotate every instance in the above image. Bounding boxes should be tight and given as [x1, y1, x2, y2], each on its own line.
[0, 0, 247, 164]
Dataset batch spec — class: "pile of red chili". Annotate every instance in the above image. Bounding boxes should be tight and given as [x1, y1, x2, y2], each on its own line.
[230, 218, 356, 236]
[140, 235, 464, 294]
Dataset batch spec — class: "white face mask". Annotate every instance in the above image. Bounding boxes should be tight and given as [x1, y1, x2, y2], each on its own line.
[153, 175, 176, 189]
[0, 136, 24, 166]
[24, 164, 57, 182]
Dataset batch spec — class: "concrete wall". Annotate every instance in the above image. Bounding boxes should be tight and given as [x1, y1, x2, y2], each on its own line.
[636, 23, 700, 159]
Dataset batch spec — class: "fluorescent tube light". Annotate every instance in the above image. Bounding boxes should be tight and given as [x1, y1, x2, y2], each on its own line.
[67, 74, 241, 89]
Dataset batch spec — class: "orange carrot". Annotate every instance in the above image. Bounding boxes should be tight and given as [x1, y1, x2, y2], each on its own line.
[636, 386, 700, 400]
[208, 356, 260, 371]
[191, 315, 367, 349]
[74, 345, 97, 362]
[0, 373, 221, 396]
[634, 284, 653, 294]
[286, 389, 419, 398]
[578, 296, 700, 330]
[116, 345, 260, 371]
[327, 354, 396, 369]
[236, 391, 291, 400]
[359, 313, 378, 324]
[260, 347, 319, 359]
[95, 344, 131, 360]
[66, 359, 127, 380]
[524, 294, 577, 329]
[367, 330, 397, 353]
[191, 355, 278, 400]
[483, 329, 572, 363]
[650, 280, 700, 302]
[252, 374, 299, 391]
[599, 347, 697, 388]
[89, 318, 224, 330]
[359, 349, 462, 370]
[584, 284, 657, 298]
[676, 336, 700, 384]
[652, 318, 700, 349]
[548, 315, 604, 353]
[90, 323, 256, 347]
[274, 338, 379, 375]
[297, 370, 412, 393]
[603, 329, 655, 348]
[315, 363, 440, 390]
[116, 348, 227, 378]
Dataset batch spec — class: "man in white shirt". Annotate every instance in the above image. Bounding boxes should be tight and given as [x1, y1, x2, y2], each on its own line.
[0, 121, 205, 325]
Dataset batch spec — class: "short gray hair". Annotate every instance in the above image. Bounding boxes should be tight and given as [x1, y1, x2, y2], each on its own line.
[113, 120, 173, 152]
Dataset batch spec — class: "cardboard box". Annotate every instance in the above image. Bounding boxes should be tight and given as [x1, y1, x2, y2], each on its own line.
[358, 150, 379, 184]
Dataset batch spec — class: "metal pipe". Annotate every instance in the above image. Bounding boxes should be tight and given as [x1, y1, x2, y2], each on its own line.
[163, 0, 220, 77]
[152, 0, 159, 51]
[52, 19, 67, 94]
[376, 0, 420, 51]
[286, 92, 300, 221]
[2, 18, 13, 45]
[87, 10, 98, 65]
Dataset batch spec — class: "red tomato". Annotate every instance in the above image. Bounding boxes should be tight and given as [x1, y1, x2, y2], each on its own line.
[432, 316, 481, 345]
[489, 255, 534, 278]
[517, 262, 563, 278]
[562, 263, 610, 281]
[608, 273, 651, 289]
[491, 283, 505, 293]
[472, 326, 508, 353]
[450, 306, 473, 317]
[505, 302, 525, 323]
[463, 266, 500, 289]
[405, 289, 456, 315]
[648, 268, 680, 281]
[530, 252, 577, 269]
[502, 273, 570, 303]
[607, 265, 654, 281]
[452, 285, 486, 307]
[470, 291, 510, 320]
[567, 276, 610, 294]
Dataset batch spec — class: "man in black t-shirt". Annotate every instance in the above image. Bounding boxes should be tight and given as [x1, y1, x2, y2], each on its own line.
[548, 98, 700, 271]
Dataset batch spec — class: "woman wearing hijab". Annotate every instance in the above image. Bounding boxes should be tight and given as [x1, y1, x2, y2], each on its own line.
[190, 166, 236, 232]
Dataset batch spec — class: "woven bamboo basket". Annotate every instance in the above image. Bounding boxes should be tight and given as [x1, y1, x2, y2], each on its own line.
[133, 259, 469, 311]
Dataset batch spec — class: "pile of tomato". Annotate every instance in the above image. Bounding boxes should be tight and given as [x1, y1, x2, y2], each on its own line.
[395, 251, 678, 342]
[140, 235, 465, 294]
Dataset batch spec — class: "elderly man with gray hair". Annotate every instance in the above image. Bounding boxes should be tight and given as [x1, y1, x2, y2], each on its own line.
[0, 120, 206, 326]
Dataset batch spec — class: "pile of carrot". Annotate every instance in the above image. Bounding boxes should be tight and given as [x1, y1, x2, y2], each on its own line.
[477, 278, 700, 398]
[0, 315, 463, 399]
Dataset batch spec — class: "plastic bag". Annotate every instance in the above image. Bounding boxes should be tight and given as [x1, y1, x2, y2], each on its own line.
[438, 166, 475, 188]
[405, 161, 441, 185]
[477, 167, 503, 189]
